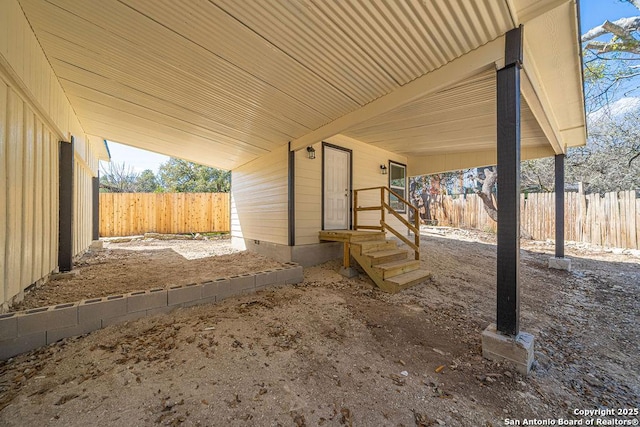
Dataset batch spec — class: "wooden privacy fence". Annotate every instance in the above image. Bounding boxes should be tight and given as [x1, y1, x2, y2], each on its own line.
[99, 193, 230, 237]
[420, 191, 639, 249]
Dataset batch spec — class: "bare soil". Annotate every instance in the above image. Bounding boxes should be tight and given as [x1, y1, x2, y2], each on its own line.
[1, 229, 638, 426]
[12, 237, 286, 311]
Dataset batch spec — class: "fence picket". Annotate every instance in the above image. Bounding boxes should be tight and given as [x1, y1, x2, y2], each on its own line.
[414, 191, 638, 249]
[99, 193, 230, 237]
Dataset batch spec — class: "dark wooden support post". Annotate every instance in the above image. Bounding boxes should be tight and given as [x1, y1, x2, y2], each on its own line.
[58, 138, 74, 272]
[496, 26, 523, 337]
[288, 142, 295, 247]
[555, 154, 565, 258]
[92, 175, 99, 240]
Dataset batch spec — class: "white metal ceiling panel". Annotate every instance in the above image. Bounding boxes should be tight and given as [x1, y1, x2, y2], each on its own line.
[344, 69, 548, 157]
[17, 0, 583, 169]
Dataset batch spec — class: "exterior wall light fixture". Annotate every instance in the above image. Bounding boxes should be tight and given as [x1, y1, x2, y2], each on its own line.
[307, 146, 316, 159]
[380, 164, 388, 174]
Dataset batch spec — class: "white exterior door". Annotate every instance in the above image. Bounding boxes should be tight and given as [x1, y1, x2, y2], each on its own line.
[323, 146, 351, 230]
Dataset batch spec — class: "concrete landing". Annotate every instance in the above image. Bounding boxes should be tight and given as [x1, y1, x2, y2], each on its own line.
[481, 323, 535, 375]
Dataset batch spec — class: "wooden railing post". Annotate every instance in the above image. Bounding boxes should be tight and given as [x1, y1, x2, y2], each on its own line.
[354, 189, 359, 230]
[415, 204, 420, 260]
[380, 187, 385, 229]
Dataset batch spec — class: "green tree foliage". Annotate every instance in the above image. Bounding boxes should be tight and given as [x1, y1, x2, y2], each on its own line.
[158, 158, 230, 193]
[99, 158, 230, 193]
[136, 169, 160, 193]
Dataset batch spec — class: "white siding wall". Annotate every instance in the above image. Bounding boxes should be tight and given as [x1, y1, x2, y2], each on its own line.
[295, 134, 409, 245]
[231, 145, 289, 246]
[0, 0, 99, 308]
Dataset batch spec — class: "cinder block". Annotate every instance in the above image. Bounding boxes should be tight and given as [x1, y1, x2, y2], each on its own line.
[276, 266, 304, 284]
[482, 323, 535, 375]
[167, 283, 203, 306]
[127, 289, 167, 313]
[286, 266, 304, 284]
[229, 274, 255, 292]
[0, 331, 47, 360]
[47, 319, 101, 344]
[197, 296, 217, 306]
[255, 270, 277, 289]
[183, 295, 216, 308]
[273, 267, 286, 284]
[101, 310, 147, 327]
[0, 312, 19, 341]
[215, 278, 235, 300]
[18, 303, 78, 336]
[146, 306, 175, 318]
[202, 278, 227, 299]
[78, 296, 127, 324]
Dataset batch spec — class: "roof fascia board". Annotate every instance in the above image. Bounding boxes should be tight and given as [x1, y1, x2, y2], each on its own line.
[510, 0, 573, 25]
[290, 36, 505, 152]
[520, 65, 564, 154]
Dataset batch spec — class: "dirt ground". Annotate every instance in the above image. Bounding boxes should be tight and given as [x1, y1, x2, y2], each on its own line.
[0, 229, 638, 426]
[12, 237, 287, 311]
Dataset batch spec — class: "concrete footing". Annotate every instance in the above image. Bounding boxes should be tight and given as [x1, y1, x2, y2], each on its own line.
[90, 240, 104, 250]
[481, 323, 535, 375]
[548, 257, 571, 271]
[339, 267, 359, 278]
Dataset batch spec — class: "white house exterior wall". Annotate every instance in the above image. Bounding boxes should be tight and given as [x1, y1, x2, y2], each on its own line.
[296, 134, 409, 246]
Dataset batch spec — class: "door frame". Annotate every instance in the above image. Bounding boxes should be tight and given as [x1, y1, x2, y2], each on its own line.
[321, 142, 353, 230]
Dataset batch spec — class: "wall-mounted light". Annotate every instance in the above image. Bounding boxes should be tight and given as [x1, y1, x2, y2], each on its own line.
[307, 146, 316, 159]
[380, 164, 388, 175]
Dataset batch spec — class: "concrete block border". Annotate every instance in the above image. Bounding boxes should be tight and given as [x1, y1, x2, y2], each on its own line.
[0, 264, 303, 360]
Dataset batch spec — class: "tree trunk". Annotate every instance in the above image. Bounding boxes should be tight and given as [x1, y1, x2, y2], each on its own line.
[477, 167, 498, 222]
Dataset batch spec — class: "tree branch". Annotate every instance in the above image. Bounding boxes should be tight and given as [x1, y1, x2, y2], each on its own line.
[582, 17, 640, 42]
[602, 19, 638, 44]
[584, 40, 640, 54]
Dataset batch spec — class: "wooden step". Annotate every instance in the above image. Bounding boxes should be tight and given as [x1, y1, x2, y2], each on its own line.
[352, 240, 397, 255]
[373, 259, 420, 279]
[318, 230, 386, 243]
[384, 269, 432, 292]
[348, 232, 387, 242]
[365, 249, 408, 265]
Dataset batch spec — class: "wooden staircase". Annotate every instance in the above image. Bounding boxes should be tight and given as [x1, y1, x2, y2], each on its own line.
[319, 231, 431, 294]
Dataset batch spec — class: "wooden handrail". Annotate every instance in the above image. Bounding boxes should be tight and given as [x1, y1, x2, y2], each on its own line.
[353, 186, 420, 260]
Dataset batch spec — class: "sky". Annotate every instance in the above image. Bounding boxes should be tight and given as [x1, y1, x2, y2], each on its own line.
[102, 0, 639, 172]
[580, 0, 638, 31]
[101, 142, 169, 174]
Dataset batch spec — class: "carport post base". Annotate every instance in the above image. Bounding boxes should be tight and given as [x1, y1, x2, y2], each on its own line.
[548, 257, 571, 271]
[339, 267, 359, 278]
[90, 240, 103, 251]
[482, 323, 535, 375]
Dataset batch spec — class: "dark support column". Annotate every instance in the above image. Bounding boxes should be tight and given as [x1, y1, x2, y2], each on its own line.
[92, 175, 99, 241]
[555, 154, 565, 258]
[58, 138, 74, 272]
[496, 26, 523, 337]
[288, 142, 295, 247]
